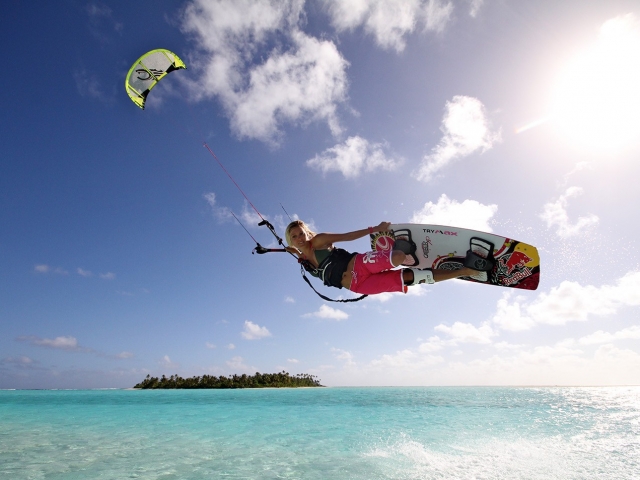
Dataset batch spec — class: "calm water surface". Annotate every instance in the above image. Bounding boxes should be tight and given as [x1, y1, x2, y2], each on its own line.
[1, 387, 639, 479]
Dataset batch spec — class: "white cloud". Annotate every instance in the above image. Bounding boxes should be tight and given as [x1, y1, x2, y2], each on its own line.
[287, 358, 299, 364]
[85, 1, 122, 33]
[241, 320, 272, 340]
[181, 0, 349, 144]
[204, 192, 233, 221]
[115, 351, 134, 359]
[306, 136, 402, 178]
[493, 341, 525, 351]
[331, 347, 356, 366]
[100, 272, 116, 280]
[410, 194, 497, 231]
[327, 339, 640, 386]
[18, 335, 82, 351]
[414, 96, 502, 182]
[160, 355, 177, 368]
[204, 192, 265, 228]
[370, 348, 444, 369]
[418, 335, 447, 352]
[434, 321, 497, 344]
[73, 69, 112, 103]
[77, 268, 93, 277]
[491, 271, 640, 331]
[539, 186, 599, 238]
[1, 356, 35, 367]
[226, 355, 250, 371]
[369, 284, 428, 302]
[303, 304, 349, 321]
[34, 265, 68, 275]
[578, 325, 640, 346]
[205, 342, 217, 349]
[322, 0, 453, 52]
[227, 343, 236, 350]
[284, 296, 295, 303]
[468, 0, 484, 17]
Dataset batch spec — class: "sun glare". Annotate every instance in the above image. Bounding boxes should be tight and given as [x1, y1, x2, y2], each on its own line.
[550, 14, 640, 152]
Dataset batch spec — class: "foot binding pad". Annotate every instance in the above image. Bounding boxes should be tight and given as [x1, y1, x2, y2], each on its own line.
[393, 239, 416, 255]
[464, 237, 495, 271]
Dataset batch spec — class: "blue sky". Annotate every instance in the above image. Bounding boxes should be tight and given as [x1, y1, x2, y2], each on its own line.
[2, 0, 640, 389]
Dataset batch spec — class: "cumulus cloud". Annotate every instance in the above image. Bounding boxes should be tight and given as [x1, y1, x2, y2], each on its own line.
[410, 194, 497, 231]
[327, 338, 640, 386]
[435, 321, 497, 344]
[578, 325, 640, 346]
[181, 0, 349, 144]
[306, 136, 402, 178]
[539, 186, 599, 238]
[303, 304, 349, 321]
[491, 271, 640, 331]
[369, 284, 427, 303]
[287, 358, 300, 364]
[241, 320, 272, 340]
[414, 96, 502, 182]
[370, 348, 444, 369]
[322, 0, 453, 52]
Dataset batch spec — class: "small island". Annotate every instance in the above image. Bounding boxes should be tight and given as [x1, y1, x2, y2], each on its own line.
[134, 371, 323, 389]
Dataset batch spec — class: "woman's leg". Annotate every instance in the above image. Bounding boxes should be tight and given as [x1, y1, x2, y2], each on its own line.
[402, 267, 479, 285]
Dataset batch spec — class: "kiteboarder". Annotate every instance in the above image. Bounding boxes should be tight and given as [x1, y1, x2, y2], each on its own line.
[284, 220, 480, 295]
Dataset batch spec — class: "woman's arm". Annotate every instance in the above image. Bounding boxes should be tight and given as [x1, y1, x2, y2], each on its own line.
[284, 246, 303, 257]
[311, 222, 391, 249]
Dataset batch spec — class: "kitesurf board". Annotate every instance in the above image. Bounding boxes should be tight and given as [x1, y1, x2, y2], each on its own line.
[370, 223, 540, 290]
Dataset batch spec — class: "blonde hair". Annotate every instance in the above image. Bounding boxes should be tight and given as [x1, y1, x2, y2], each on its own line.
[285, 220, 316, 246]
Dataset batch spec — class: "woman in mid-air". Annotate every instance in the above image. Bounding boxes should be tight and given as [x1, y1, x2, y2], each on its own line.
[284, 220, 479, 295]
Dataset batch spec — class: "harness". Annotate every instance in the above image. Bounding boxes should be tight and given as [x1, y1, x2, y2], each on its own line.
[301, 248, 355, 289]
[296, 247, 367, 303]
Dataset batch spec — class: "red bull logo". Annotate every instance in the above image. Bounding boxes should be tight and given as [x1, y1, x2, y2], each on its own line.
[500, 251, 533, 275]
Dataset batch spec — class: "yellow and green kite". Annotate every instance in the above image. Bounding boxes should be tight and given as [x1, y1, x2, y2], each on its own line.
[125, 49, 186, 109]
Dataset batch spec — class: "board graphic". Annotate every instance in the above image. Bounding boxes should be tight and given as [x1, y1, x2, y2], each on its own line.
[371, 223, 540, 290]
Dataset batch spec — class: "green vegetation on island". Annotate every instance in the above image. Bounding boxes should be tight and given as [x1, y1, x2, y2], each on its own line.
[134, 371, 323, 389]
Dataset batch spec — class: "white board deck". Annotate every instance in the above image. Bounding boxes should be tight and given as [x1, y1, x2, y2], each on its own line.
[371, 224, 540, 290]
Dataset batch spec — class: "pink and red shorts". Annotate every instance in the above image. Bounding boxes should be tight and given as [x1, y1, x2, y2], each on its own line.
[349, 250, 405, 295]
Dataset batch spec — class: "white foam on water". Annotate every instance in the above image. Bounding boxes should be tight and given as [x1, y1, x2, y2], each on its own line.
[362, 431, 639, 480]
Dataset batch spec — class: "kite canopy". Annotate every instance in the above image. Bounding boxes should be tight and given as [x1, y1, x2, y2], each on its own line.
[125, 49, 186, 109]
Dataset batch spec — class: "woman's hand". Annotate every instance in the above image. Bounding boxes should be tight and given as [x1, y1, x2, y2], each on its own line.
[373, 221, 391, 233]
